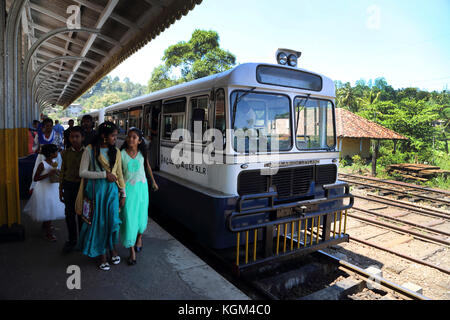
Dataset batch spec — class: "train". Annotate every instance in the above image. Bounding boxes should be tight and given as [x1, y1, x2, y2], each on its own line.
[79, 49, 353, 271]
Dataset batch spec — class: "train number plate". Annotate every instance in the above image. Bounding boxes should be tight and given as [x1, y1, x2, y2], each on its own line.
[277, 208, 293, 218]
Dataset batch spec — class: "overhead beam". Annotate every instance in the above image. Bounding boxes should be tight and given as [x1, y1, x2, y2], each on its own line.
[72, 0, 139, 31]
[57, 0, 120, 104]
[33, 24, 108, 57]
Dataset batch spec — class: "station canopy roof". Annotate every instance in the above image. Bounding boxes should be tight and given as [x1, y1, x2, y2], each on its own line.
[7, 0, 202, 108]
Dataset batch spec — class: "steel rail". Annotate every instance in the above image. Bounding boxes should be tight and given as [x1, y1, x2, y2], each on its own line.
[353, 194, 450, 220]
[347, 211, 450, 246]
[347, 237, 450, 276]
[339, 173, 450, 196]
[352, 206, 450, 237]
[340, 177, 450, 205]
[317, 250, 431, 299]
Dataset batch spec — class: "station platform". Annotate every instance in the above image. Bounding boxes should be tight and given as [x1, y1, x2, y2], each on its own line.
[0, 203, 249, 300]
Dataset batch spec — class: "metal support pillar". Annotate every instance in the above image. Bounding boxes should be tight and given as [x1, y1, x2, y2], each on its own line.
[263, 226, 274, 258]
[321, 213, 332, 242]
[0, 0, 26, 241]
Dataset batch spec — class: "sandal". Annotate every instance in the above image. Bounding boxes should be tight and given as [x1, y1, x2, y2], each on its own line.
[127, 257, 137, 266]
[45, 231, 57, 242]
[99, 262, 110, 271]
[111, 255, 121, 265]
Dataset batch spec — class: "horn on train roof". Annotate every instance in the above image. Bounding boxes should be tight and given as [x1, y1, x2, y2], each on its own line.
[276, 48, 301, 68]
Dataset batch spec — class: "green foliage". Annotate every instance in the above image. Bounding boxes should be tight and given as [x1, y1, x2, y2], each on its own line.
[148, 29, 236, 92]
[147, 65, 182, 93]
[336, 79, 449, 188]
[339, 157, 348, 167]
[432, 150, 450, 170]
[351, 154, 366, 173]
[74, 76, 147, 112]
[336, 79, 449, 165]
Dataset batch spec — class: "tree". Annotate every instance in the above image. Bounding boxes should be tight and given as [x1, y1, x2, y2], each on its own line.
[336, 82, 359, 112]
[147, 29, 236, 92]
[74, 75, 147, 112]
[335, 78, 448, 168]
[147, 65, 181, 93]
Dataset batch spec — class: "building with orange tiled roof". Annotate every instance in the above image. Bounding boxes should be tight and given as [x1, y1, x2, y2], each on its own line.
[336, 108, 408, 158]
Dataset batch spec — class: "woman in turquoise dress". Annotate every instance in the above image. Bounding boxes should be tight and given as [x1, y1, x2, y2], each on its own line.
[77, 122, 126, 271]
[120, 127, 158, 265]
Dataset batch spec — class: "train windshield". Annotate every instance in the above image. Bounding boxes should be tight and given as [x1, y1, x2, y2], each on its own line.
[231, 91, 292, 152]
[294, 97, 335, 150]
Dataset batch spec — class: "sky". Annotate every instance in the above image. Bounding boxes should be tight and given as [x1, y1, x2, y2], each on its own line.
[108, 0, 450, 92]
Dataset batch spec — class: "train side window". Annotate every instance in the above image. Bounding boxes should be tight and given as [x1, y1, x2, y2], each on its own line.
[105, 113, 114, 123]
[116, 111, 128, 135]
[162, 98, 186, 140]
[214, 89, 225, 132]
[128, 107, 142, 129]
[143, 101, 161, 138]
[189, 95, 209, 141]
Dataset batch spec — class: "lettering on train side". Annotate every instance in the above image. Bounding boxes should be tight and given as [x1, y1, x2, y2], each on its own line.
[161, 156, 207, 175]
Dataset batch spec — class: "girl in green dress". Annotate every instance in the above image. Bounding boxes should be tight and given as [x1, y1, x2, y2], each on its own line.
[120, 128, 158, 265]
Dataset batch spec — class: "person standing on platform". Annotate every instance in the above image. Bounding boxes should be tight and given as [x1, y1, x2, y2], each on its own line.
[54, 120, 65, 138]
[23, 144, 65, 241]
[81, 115, 96, 147]
[30, 118, 63, 193]
[76, 122, 126, 271]
[60, 126, 85, 254]
[28, 120, 40, 155]
[64, 119, 75, 149]
[119, 128, 158, 265]
[33, 118, 64, 152]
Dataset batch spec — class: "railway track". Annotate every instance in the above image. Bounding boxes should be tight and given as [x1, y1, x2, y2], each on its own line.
[345, 207, 450, 275]
[151, 209, 432, 300]
[150, 172, 450, 299]
[339, 173, 450, 208]
[244, 250, 429, 300]
[324, 175, 450, 298]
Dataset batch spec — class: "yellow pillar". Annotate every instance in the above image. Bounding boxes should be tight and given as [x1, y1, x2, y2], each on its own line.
[18, 127, 29, 157]
[0, 128, 21, 228]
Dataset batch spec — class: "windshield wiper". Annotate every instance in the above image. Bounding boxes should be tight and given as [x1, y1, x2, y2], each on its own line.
[295, 93, 311, 138]
[231, 87, 256, 129]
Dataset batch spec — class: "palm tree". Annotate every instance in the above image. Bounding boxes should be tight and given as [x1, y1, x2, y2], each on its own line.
[337, 83, 358, 112]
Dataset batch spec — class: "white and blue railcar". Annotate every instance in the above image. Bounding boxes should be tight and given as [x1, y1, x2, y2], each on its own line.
[100, 53, 353, 269]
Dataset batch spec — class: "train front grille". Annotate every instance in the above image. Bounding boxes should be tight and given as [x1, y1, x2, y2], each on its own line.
[238, 166, 314, 198]
[316, 164, 337, 185]
[238, 164, 337, 198]
[238, 170, 269, 195]
[272, 166, 313, 198]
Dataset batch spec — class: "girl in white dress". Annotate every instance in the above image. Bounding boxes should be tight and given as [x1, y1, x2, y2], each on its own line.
[24, 144, 65, 241]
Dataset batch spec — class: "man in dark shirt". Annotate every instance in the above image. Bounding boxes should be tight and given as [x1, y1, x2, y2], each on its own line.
[63, 119, 75, 148]
[59, 126, 85, 253]
[81, 115, 96, 147]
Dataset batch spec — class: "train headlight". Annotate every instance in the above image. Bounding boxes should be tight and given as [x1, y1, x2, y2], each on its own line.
[288, 54, 297, 67]
[276, 48, 301, 67]
[277, 52, 288, 65]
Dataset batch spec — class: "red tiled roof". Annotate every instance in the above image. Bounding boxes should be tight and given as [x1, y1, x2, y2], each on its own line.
[336, 108, 408, 140]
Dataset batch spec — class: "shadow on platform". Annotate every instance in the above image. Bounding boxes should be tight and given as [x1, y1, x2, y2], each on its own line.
[0, 202, 249, 300]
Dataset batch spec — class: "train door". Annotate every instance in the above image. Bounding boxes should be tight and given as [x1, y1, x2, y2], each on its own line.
[143, 101, 162, 170]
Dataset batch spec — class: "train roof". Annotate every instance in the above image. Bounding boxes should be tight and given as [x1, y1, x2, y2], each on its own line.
[104, 63, 335, 113]
[77, 109, 100, 118]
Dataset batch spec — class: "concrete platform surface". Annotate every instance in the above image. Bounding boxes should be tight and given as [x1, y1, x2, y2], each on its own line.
[0, 206, 249, 300]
